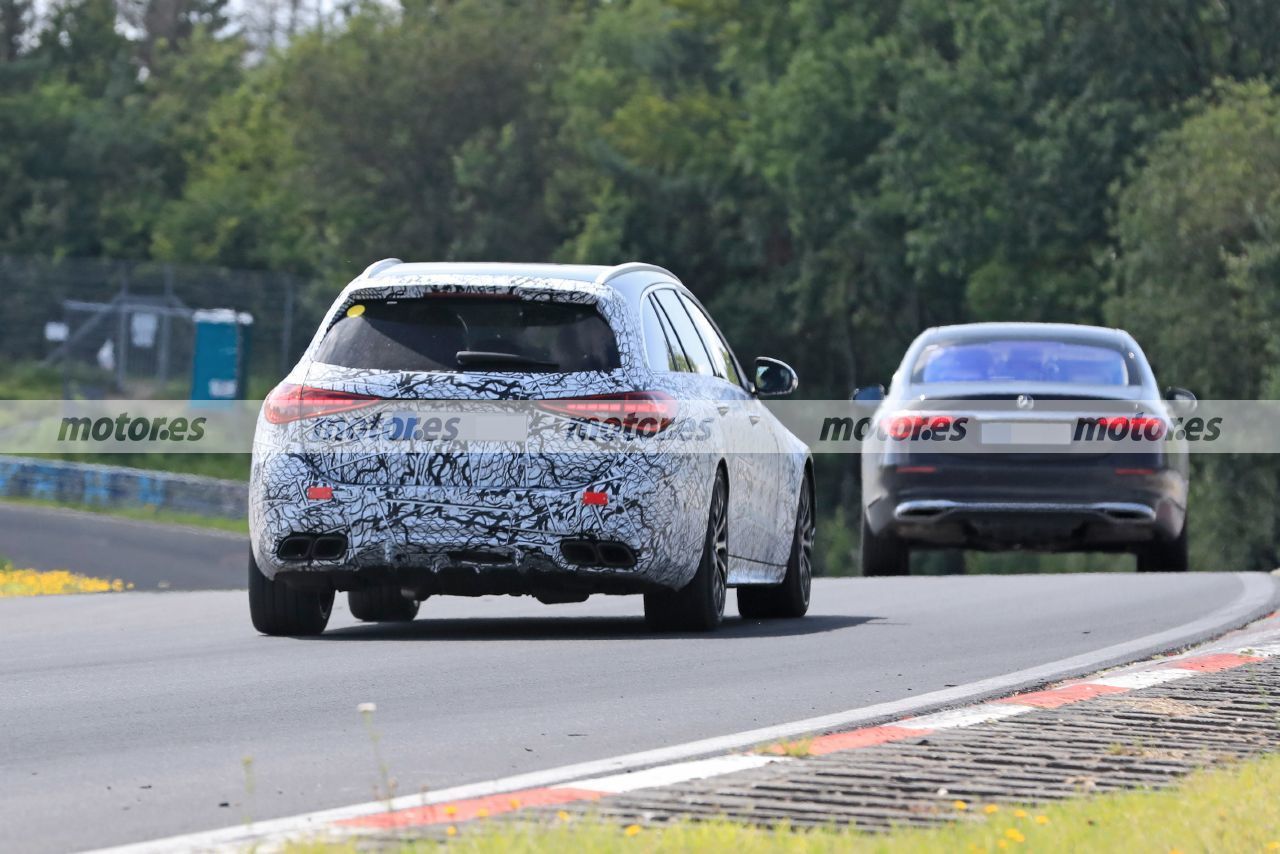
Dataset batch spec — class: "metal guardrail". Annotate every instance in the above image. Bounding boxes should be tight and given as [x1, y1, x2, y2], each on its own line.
[0, 455, 247, 520]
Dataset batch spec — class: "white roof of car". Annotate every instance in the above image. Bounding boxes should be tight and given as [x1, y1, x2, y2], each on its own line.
[360, 261, 680, 296]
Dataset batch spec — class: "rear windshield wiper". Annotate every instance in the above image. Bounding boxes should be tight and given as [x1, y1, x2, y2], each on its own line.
[455, 350, 560, 370]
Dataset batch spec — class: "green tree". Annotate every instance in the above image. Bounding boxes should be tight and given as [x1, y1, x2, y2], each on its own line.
[1110, 80, 1280, 570]
[162, 0, 573, 280]
[0, 0, 32, 62]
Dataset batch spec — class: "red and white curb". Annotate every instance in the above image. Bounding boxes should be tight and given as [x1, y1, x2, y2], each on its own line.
[331, 641, 1280, 837]
[331, 754, 783, 833]
[94, 624, 1280, 850]
[93, 596, 1280, 853]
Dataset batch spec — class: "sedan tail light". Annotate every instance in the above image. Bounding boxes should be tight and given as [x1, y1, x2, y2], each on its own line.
[885, 412, 958, 441]
[263, 383, 384, 425]
[535, 391, 677, 436]
[1093, 415, 1168, 440]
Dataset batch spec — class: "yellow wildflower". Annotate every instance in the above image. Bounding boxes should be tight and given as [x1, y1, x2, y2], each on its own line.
[0, 565, 126, 597]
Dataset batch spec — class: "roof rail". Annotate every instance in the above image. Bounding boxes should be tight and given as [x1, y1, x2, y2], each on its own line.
[360, 258, 403, 279]
[595, 261, 678, 286]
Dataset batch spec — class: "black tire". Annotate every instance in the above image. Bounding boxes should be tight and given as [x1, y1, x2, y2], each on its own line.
[248, 552, 334, 636]
[644, 469, 729, 632]
[860, 512, 909, 576]
[348, 585, 421, 622]
[1137, 522, 1189, 573]
[738, 474, 814, 619]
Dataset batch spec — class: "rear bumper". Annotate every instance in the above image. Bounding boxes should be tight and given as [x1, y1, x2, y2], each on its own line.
[864, 459, 1186, 551]
[248, 452, 707, 593]
[893, 499, 1156, 525]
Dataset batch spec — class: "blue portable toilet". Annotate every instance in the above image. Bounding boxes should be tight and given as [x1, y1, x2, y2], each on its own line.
[191, 309, 253, 401]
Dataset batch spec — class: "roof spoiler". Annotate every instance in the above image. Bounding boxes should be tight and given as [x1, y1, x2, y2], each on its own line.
[360, 258, 403, 279]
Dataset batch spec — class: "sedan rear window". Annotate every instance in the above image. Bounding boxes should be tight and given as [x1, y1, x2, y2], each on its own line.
[314, 297, 620, 373]
[912, 339, 1131, 385]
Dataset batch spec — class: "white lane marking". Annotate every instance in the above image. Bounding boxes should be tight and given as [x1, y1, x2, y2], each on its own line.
[89, 573, 1279, 854]
[1087, 668, 1197, 689]
[1234, 642, 1280, 657]
[563, 754, 781, 794]
[901, 704, 1036, 729]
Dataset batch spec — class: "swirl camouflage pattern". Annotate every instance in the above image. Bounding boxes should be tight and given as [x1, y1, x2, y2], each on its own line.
[248, 261, 812, 634]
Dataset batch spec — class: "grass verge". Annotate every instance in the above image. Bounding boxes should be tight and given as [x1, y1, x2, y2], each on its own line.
[0, 495, 248, 534]
[0, 559, 130, 597]
[286, 752, 1280, 853]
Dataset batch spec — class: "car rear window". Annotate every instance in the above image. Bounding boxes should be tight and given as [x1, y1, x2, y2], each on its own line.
[912, 339, 1131, 385]
[313, 296, 621, 373]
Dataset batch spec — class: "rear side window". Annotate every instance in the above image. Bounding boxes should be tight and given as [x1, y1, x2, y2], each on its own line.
[314, 297, 621, 373]
[641, 297, 683, 372]
[652, 290, 716, 376]
[679, 294, 743, 387]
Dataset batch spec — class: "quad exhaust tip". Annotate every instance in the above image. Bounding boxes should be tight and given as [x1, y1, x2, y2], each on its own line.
[276, 532, 349, 562]
[561, 538, 637, 568]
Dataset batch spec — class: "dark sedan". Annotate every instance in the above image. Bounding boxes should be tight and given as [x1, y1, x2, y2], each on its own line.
[856, 323, 1193, 575]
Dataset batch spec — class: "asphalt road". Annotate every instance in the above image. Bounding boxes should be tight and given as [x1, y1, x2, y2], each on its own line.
[0, 503, 245, 590]
[2, 565, 1275, 853]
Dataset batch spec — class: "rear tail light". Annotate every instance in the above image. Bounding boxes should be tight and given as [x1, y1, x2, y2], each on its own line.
[1093, 416, 1168, 440]
[536, 391, 677, 436]
[263, 383, 384, 425]
[885, 412, 957, 441]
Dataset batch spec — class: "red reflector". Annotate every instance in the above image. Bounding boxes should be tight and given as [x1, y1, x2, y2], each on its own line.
[896, 465, 937, 474]
[582, 491, 608, 506]
[264, 383, 383, 425]
[307, 486, 334, 501]
[1115, 468, 1155, 476]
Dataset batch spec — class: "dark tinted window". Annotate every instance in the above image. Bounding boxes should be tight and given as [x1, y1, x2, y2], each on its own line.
[680, 294, 743, 386]
[641, 297, 679, 371]
[652, 297, 696, 372]
[912, 339, 1131, 385]
[314, 297, 620, 373]
[653, 290, 716, 376]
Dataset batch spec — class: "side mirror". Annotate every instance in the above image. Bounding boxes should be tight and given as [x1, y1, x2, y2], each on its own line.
[754, 357, 799, 397]
[852, 384, 886, 403]
[1164, 386, 1197, 415]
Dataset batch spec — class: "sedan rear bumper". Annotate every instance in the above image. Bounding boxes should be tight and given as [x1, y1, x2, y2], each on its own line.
[864, 460, 1186, 551]
[893, 499, 1157, 525]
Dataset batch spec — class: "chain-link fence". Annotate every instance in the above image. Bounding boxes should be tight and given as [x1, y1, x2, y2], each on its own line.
[0, 255, 330, 398]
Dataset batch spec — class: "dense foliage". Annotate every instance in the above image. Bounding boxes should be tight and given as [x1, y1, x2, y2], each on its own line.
[5, 0, 1280, 571]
